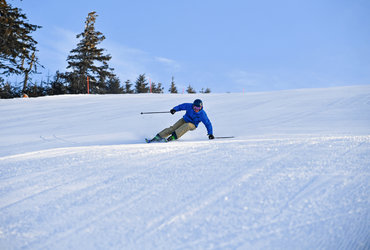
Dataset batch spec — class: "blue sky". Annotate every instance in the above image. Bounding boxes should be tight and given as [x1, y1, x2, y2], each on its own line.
[12, 0, 370, 92]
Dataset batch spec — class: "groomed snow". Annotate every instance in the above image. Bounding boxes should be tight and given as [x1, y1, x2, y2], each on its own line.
[0, 85, 369, 249]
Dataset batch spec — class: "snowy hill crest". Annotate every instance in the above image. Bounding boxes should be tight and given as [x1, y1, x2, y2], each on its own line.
[0, 86, 369, 249]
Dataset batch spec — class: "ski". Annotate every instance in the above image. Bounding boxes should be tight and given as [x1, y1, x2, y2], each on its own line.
[145, 138, 167, 143]
[145, 136, 234, 143]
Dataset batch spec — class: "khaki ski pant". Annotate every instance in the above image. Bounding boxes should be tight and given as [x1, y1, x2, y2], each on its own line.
[158, 118, 196, 139]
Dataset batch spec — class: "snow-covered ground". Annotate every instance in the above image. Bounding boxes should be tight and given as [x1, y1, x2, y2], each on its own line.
[0, 85, 369, 249]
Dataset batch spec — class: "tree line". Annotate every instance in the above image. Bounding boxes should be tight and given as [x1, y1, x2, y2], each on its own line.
[0, 1, 211, 99]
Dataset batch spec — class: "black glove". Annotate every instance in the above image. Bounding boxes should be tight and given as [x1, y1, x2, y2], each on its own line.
[208, 134, 215, 140]
[170, 109, 176, 115]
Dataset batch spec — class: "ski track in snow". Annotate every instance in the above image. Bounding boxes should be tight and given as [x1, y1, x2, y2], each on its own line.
[0, 136, 369, 249]
[0, 86, 370, 249]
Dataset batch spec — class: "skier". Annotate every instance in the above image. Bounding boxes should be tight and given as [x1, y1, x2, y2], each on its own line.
[148, 99, 214, 142]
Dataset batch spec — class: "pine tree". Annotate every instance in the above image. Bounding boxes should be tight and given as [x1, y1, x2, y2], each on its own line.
[204, 88, 211, 93]
[152, 82, 164, 93]
[200, 87, 211, 93]
[0, 79, 17, 98]
[168, 76, 178, 93]
[186, 84, 196, 94]
[106, 75, 123, 94]
[123, 80, 134, 93]
[0, 0, 42, 92]
[63, 11, 115, 94]
[47, 71, 67, 95]
[24, 81, 46, 97]
[134, 74, 149, 93]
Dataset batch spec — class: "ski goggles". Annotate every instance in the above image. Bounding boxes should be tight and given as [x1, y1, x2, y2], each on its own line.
[193, 106, 202, 112]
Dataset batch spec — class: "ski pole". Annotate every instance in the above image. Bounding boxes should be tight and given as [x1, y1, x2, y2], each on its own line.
[140, 111, 171, 115]
[214, 136, 235, 139]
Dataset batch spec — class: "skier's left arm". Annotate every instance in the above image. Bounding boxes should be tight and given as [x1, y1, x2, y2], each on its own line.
[201, 112, 214, 139]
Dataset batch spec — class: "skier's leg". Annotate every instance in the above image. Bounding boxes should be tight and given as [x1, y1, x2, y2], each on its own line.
[158, 118, 186, 138]
[173, 122, 196, 139]
[167, 122, 196, 141]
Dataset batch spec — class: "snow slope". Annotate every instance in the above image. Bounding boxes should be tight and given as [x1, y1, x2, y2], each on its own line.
[0, 85, 369, 249]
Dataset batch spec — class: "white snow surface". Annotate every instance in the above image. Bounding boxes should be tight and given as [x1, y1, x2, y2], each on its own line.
[0, 85, 369, 249]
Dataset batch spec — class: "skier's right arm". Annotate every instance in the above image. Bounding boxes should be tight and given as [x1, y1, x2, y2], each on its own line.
[172, 103, 188, 112]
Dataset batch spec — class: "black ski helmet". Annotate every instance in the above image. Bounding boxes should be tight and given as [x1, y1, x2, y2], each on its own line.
[193, 99, 203, 110]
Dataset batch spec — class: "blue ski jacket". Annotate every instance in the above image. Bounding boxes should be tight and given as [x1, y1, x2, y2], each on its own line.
[173, 103, 213, 135]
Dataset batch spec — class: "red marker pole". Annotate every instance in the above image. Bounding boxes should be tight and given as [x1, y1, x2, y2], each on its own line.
[87, 76, 90, 94]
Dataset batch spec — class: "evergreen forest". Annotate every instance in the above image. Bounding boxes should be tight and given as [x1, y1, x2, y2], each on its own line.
[0, 1, 211, 98]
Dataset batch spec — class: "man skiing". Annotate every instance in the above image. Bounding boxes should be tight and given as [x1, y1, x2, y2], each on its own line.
[148, 99, 214, 142]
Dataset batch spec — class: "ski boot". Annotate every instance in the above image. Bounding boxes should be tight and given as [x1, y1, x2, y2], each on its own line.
[166, 132, 177, 142]
[146, 134, 165, 143]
